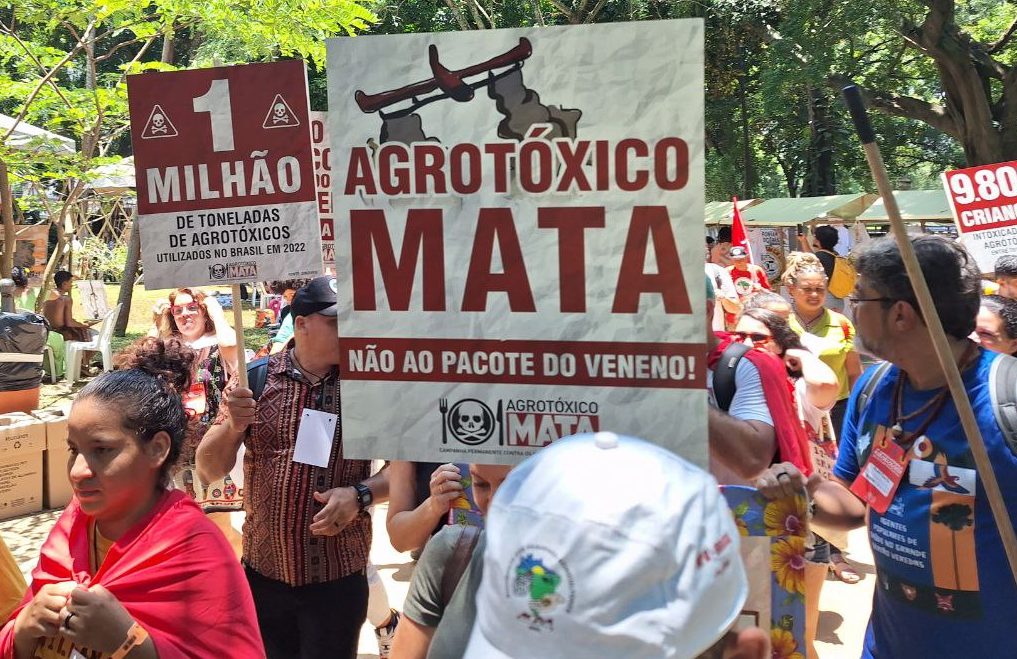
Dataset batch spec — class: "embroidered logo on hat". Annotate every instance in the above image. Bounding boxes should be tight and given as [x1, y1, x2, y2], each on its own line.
[507, 548, 574, 632]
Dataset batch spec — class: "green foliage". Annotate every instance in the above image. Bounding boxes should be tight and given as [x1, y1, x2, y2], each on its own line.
[76, 235, 131, 282]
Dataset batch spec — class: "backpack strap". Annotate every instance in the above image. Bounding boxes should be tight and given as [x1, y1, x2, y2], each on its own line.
[713, 342, 750, 412]
[441, 525, 481, 607]
[853, 361, 893, 464]
[246, 356, 271, 401]
[990, 354, 1017, 457]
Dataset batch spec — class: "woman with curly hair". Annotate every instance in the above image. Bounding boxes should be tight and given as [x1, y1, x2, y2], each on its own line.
[157, 288, 242, 551]
[0, 337, 264, 658]
[781, 252, 863, 584]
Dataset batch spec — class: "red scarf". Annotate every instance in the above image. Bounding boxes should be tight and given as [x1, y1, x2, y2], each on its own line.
[709, 333, 813, 477]
[0, 490, 264, 658]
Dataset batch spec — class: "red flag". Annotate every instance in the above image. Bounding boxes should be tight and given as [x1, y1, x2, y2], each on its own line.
[730, 196, 753, 263]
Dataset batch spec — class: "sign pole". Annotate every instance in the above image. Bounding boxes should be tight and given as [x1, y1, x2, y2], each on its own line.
[232, 284, 248, 389]
[842, 85, 1017, 588]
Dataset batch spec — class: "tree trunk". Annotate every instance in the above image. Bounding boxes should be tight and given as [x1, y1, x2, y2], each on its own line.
[738, 69, 755, 198]
[804, 89, 836, 196]
[113, 217, 140, 337]
[0, 158, 14, 278]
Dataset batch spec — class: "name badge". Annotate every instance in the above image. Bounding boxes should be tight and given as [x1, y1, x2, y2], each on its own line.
[850, 425, 911, 514]
[293, 408, 338, 468]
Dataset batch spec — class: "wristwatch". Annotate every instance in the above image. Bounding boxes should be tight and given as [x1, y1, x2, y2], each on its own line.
[111, 621, 148, 659]
[354, 483, 373, 511]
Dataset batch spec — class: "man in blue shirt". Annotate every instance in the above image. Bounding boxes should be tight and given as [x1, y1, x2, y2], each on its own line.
[756, 235, 1017, 658]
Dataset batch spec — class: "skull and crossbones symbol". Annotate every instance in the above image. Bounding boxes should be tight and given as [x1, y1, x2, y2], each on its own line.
[272, 102, 290, 124]
[454, 401, 489, 442]
[150, 112, 167, 134]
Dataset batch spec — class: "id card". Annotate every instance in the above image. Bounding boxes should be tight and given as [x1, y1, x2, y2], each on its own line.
[293, 408, 338, 468]
[850, 425, 910, 514]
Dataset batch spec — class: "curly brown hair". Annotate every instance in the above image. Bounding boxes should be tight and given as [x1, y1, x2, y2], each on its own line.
[158, 288, 215, 337]
[79, 337, 197, 484]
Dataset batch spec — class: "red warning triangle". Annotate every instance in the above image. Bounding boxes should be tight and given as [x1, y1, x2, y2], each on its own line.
[263, 94, 300, 129]
[140, 104, 178, 139]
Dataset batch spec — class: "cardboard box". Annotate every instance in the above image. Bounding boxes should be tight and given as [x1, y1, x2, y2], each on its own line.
[0, 413, 45, 520]
[33, 410, 72, 510]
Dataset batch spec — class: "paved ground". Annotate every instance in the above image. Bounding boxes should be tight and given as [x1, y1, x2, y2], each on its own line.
[1, 502, 874, 658]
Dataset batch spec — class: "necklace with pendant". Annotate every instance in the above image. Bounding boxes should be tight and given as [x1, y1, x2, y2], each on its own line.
[888, 342, 977, 441]
[795, 307, 824, 332]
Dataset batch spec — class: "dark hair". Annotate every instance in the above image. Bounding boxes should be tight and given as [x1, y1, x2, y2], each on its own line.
[10, 266, 27, 288]
[741, 307, 804, 355]
[996, 255, 1017, 279]
[814, 225, 839, 251]
[706, 236, 715, 246]
[855, 235, 980, 340]
[981, 295, 1017, 341]
[716, 227, 732, 243]
[270, 279, 311, 295]
[742, 291, 791, 314]
[54, 270, 73, 288]
[76, 337, 196, 485]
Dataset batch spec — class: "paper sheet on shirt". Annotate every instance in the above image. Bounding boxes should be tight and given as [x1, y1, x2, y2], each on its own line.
[293, 409, 338, 468]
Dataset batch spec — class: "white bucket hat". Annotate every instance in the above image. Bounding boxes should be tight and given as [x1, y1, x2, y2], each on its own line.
[464, 432, 747, 659]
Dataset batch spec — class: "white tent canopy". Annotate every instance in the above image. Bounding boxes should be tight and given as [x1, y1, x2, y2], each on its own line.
[0, 113, 75, 154]
[86, 157, 136, 196]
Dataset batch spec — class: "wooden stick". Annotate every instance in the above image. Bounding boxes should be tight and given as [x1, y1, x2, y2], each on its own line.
[231, 283, 248, 389]
[842, 85, 1017, 588]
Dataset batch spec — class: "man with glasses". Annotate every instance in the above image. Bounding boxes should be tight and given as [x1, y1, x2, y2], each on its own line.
[757, 235, 1017, 659]
[197, 276, 389, 659]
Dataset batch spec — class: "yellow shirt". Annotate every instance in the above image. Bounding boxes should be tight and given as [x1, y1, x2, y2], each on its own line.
[0, 537, 26, 623]
[790, 309, 856, 400]
[33, 524, 114, 659]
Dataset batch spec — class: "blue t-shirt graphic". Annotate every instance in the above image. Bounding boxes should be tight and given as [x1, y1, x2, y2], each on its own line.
[834, 348, 1017, 659]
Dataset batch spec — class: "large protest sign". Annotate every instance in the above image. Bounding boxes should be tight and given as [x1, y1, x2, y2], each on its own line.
[942, 161, 1017, 274]
[328, 21, 705, 464]
[310, 112, 336, 271]
[128, 61, 323, 289]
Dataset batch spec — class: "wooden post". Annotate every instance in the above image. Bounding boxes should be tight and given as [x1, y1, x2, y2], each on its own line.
[231, 284, 248, 389]
[842, 85, 1017, 588]
[0, 158, 14, 278]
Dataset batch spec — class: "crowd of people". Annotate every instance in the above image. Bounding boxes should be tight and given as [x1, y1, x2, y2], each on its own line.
[2, 228, 1017, 659]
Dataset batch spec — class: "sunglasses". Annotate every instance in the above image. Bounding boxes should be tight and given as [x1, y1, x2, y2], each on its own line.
[171, 302, 201, 316]
[733, 331, 772, 344]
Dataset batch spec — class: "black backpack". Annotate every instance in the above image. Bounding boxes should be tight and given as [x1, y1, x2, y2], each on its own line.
[712, 342, 751, 412]
[247, 356, 271, 400]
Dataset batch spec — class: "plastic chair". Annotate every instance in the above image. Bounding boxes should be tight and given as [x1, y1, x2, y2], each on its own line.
[41, 344, 57, 384]
[65, 303, 122, 382]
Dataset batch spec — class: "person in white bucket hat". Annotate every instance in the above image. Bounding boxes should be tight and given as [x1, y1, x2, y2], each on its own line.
[463, 432, 768, 659]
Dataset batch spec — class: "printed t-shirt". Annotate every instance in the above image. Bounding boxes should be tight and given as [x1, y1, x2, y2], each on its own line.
[726, 264, 771, 300]
[834, 348, 1017, 658]
[790, 309, 855, 400]
[402, 525, 486, 659]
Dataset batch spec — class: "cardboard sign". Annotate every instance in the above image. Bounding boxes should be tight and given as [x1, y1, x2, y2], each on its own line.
[942, 160, 1017, 274]
[310, 112, 336, 271]
[327, 21, 706, 464]
[127, 61, 323, 289]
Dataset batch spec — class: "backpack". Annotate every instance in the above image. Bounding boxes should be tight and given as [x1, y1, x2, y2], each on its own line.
[820, 250, 857, 299]
[712, 342, 751, 412]
[853, 355, 1017, 461]
[247, 356, 271, 400]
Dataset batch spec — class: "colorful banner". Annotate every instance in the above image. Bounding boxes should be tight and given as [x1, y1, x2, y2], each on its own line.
[327, 21, 706, 464]
[127, 61, 323, 289]
[942, 160, 1017, 274]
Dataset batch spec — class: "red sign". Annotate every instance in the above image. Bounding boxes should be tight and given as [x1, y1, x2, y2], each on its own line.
[128, 61, 323, 288]
[942, 160, 1017, 273]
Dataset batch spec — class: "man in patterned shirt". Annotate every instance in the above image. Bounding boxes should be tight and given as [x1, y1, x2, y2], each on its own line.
[198, 276, 389, 659]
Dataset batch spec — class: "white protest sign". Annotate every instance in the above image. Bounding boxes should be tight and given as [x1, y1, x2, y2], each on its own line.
[328, 21, 706, 464]
[128, 61, 323, 289]
[942, 160, 1017, 274]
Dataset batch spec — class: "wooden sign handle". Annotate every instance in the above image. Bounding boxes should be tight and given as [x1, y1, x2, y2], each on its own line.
[231, 284, 248, 389]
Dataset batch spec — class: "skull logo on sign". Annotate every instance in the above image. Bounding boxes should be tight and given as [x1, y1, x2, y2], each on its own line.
[151, 112, 167, 134]
[448, 399, 494, 445]
[272, 102, 289, 124]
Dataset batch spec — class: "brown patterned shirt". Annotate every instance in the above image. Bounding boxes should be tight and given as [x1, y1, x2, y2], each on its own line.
[215, 347, 371, 586]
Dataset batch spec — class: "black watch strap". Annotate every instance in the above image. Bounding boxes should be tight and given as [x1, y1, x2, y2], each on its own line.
[354, 483, 373, 511]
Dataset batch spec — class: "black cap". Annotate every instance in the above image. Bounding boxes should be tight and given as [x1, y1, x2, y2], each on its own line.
[290, 276, 338, 317]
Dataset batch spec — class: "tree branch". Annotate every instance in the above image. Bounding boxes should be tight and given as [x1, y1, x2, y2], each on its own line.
[443, 0, 471, 31]
[989, 14, 1017, 54]
[827, 75, 960, 138]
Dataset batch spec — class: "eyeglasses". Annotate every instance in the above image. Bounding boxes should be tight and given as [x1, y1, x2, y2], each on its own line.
[846, 296, 895, 307]
[171, 302, 201, 316]
[733, 331, 772, 344]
